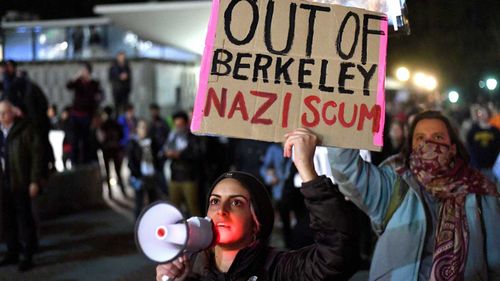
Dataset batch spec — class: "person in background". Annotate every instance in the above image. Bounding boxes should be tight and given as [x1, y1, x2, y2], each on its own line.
[117, 104, 137, 149]
[71, 27, 84, 58]
[87, 25, 105, 58]
[66, 62, 103, 165]
[98, 106, 126, 198]
[0, 99, 43, 272]
[489, 102, 500, 130]
[127, 120, 160, 218]
[156, 128, 360, 281]
[109, 51, 132, 114]
[230, 139, 269, 182]
[148, 103, 170, 195]
[388, 119, 406, 155]
[163, 111, 201, 217]
[1, 60, 25, 100]
[466, 104, 500, 183]
[259, 143, 312, 249]
[328, 110, 500, 280]
[59, 106, 73, 170]
[459, 105, 479, 145]
[47, 104, 59, 130]
[2, 60, 54, 178]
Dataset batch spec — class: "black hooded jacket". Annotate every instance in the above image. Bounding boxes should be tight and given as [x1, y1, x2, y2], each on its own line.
[187, 176, 360, 281]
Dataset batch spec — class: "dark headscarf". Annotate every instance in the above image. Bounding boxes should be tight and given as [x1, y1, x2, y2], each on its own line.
[207, 171, 274, 241]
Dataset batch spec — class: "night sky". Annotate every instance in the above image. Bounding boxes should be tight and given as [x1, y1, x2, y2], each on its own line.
[389, 0, 500, 104]
[1, 0, 499, 104]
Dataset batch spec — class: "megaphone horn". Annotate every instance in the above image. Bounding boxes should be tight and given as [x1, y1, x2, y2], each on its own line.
[135, 201, 215, 263]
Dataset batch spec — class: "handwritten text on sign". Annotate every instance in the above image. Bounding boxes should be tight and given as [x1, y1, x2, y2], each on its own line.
[191, 0, 388, 150]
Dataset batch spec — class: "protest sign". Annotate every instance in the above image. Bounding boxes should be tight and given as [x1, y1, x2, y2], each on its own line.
[191, 0, 388, 150]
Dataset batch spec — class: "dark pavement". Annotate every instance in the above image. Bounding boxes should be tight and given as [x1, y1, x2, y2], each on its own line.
[0, 202, 156, 281]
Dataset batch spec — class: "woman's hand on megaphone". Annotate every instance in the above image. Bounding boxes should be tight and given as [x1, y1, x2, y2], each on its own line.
[156, 254, 190, 281]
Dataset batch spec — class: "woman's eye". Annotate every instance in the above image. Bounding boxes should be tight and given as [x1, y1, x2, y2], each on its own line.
[209, 198, 219, 205]
[434, 135, 444, 141]
[231, 200, 242, 207]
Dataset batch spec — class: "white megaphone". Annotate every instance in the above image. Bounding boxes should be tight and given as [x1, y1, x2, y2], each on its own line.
[135, 201, 215, 263]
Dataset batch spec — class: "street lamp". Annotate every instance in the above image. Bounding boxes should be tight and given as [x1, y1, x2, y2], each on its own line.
[413, 72, 438, 91]
[396, 67, 410, 82]
[486, 78, 497, 91]
[448, 91, 459, 103]
[413, 72, 427, 87]
[424, 76, 437, 91]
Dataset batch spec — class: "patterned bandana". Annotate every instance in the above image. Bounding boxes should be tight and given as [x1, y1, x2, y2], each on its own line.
[409, 141, 455, 186]
[409, 140, 498, 281]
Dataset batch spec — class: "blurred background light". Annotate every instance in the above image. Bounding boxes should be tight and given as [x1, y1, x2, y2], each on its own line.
[396, 66, 410, 82]
[413, 72, 427, 87]
[448, 90, 459, 103]
[38, 34, 47, 44]
[424, 75, 437, 91]
[486, 78, 497, 90]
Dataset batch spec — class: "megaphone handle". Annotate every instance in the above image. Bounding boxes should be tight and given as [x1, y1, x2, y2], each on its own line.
[186, 251, 196, 260]
[161, 251, 197, 281]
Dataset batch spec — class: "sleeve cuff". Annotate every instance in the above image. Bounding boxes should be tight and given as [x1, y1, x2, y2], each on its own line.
[301, 175, 343, 198]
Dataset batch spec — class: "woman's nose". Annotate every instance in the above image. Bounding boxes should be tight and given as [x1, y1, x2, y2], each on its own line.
[217, 203, 229, 215]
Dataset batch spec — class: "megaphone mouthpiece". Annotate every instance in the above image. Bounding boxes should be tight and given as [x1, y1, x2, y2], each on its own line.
[155, 226, 167, 240]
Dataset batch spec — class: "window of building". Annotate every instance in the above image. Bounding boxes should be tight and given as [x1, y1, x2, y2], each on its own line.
[4, 27, 34, 61]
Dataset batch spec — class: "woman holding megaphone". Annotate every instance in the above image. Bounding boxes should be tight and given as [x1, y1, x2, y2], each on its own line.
[156, 129, 359, 281]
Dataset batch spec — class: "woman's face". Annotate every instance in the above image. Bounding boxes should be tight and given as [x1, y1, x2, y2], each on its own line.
[137, 121, 148, 139]
[389, 122, 404, 144]
[207, 178, 255, 249]
[412, 118, 455, 153]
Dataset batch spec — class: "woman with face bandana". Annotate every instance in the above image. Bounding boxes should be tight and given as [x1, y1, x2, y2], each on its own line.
[326, 110, 500, 281]
[156, 131, 360, 281]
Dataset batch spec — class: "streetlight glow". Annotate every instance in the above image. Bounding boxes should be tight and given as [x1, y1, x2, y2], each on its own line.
[486, 78, 497, 90]
[397, 67, 438, 91]
[448, 91, 459, 103]
[424, 76, 437, 91]
[413, 72, 427, 87]
[396, 67, 410, 81]
[413, 72, 438, 91]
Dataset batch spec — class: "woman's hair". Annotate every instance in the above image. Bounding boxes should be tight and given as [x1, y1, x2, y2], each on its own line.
[249, 204, 261, 241]
[402, 110, 470, 166]
[172, 111, 189, 123]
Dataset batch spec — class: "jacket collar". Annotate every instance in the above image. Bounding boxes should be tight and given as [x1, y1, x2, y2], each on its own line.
[192, 240, 270, 281]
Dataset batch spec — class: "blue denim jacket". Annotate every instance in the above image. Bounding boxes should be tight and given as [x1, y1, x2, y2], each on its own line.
[328, 148, 500, 281]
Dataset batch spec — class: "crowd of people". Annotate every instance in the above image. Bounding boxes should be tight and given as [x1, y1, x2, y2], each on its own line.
[0, 55, 499, 280]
